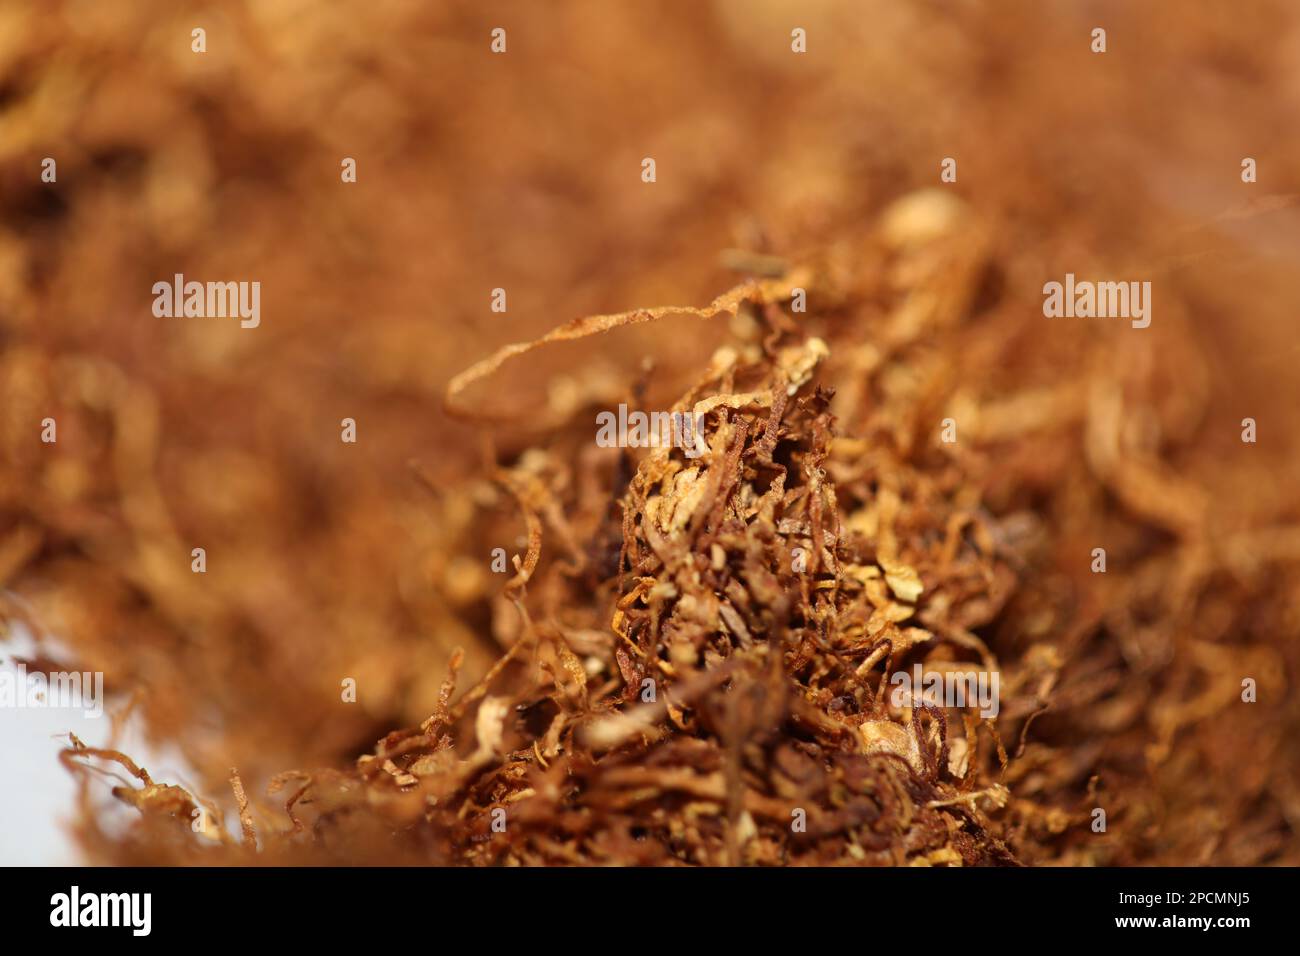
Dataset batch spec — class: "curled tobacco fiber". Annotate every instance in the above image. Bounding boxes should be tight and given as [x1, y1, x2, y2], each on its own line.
[48, 190, 1299, 866]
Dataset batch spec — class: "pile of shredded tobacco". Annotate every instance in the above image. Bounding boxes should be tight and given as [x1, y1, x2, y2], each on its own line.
[2, 1, 1298, 866]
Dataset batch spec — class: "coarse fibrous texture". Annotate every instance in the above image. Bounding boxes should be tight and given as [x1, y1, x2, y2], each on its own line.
[2, 1, 1298, 866]
[51, 190, 1300, 865]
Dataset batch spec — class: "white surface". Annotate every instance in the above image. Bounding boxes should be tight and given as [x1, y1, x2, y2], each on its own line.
[0, 626, 195, 866]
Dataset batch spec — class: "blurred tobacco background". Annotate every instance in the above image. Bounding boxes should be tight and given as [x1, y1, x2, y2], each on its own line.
[0, 0, 1297, 864]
